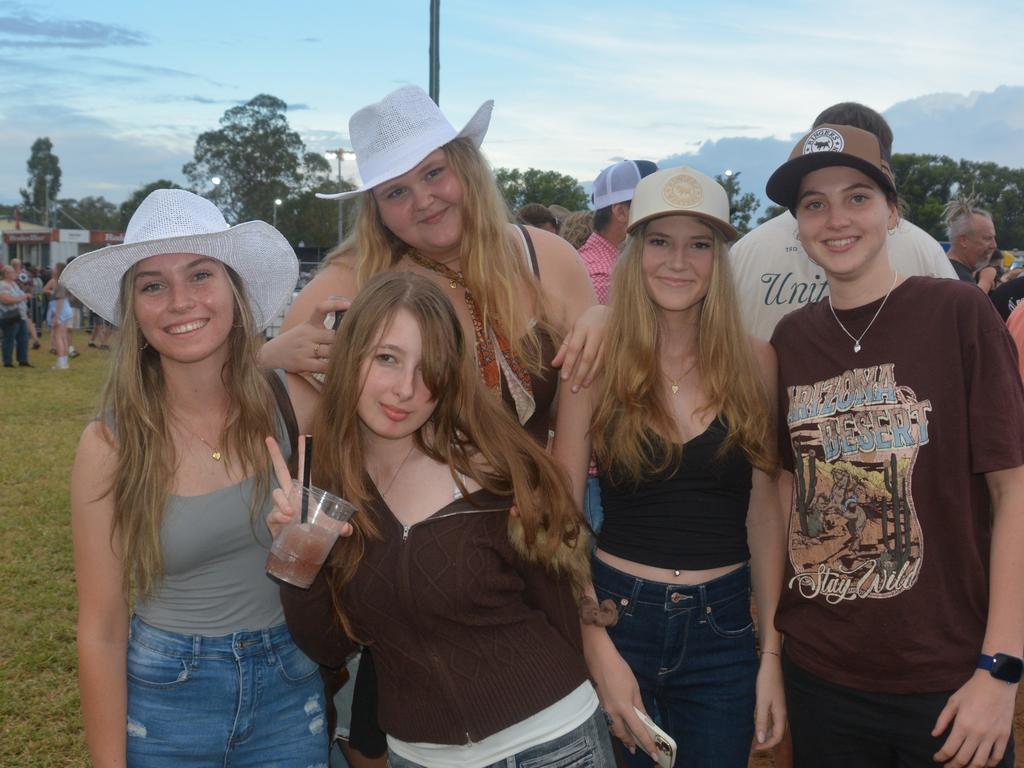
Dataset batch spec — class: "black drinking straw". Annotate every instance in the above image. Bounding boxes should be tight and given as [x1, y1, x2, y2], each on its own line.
[300, 434, 313, 523]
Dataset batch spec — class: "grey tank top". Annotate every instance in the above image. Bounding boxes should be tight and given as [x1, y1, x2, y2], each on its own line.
[133, 383, 292, 635]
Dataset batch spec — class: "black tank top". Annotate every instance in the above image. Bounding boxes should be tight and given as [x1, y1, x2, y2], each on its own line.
[597, 418, 752, 569]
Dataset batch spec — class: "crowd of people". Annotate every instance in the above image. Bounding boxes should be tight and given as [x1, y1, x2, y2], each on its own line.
[0, 257, 118, 369]
[60, 85, 1023, 768]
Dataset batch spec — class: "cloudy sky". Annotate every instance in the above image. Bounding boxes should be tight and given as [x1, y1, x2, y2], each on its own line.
[2, 0, 1022, 208]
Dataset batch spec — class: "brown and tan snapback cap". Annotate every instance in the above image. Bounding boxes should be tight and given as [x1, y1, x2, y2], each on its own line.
[627, 166, 737, 241]
[765, 123, 897, 213]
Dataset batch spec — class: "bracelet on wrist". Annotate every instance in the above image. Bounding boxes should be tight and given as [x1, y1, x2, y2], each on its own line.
[760, 649, 782, 657]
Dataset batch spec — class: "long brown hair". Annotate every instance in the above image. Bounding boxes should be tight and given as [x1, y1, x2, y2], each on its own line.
[313, 272, 582, 635]
[593, 219, 776, 482]
[325, 137, 548, 372]
[100, 263, 278, 596]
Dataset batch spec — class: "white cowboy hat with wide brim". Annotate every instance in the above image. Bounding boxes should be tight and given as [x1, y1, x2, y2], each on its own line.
[60, 189, 298, 330]
[317, 85, 493, 202]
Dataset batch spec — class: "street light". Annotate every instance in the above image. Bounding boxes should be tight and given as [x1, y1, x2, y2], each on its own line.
[43, 173, 52, 229]
[273, 198, 282, 228]
[325, 147, 356, 244]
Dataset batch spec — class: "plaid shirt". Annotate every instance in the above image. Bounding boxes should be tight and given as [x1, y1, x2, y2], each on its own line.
[578, 231, 620, 305]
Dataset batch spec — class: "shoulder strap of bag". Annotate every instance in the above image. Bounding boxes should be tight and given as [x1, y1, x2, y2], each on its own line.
[265, 369, 299, 476]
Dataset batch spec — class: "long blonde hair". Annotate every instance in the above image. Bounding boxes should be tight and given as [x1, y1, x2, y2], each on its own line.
[313, 272, 583, 636]
[325, 137, 547, 372]
[100, 264, 278, 596]
[593, 219, 776, 482]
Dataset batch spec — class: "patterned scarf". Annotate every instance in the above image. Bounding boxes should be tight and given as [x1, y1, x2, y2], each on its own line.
[406, 251, 535, 425]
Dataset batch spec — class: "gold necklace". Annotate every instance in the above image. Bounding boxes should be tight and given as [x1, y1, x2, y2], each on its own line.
[193, 433, 223, 462]
[373, 443, 417, 499]
[176, 421, 224, 461]
[662, 361, 697, 395]
[407, 250, 464, 289]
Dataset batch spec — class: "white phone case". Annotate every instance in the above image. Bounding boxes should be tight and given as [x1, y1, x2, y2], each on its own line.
[632, 706, 677, 768]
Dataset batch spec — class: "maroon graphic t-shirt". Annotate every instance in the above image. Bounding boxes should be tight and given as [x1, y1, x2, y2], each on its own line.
[772, 276, 1024, 693]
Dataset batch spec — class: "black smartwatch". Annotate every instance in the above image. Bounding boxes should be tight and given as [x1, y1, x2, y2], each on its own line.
[977, 653, 1024, 684]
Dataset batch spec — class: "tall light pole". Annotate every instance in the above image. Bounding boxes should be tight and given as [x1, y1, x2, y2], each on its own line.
[273, 198, 282, 228]
[325, 148, 355, 244]
[43, 174, 52, 229]
[429, 0, 441, 104]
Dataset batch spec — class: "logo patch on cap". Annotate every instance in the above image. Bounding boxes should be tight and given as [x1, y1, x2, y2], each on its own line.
[803, 127, 844, 154]
[661, 173, 704, 209]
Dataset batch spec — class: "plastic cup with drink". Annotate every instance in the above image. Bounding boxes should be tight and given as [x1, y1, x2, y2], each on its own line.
[266, 480, 356, 588]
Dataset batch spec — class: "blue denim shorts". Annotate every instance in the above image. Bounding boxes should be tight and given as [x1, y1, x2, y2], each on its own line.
[591, 557, 757, 768]
[126, 616, 329, 767]
[386, 706, 615, 768]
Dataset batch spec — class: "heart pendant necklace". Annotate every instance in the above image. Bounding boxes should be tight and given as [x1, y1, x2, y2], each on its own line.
[828, 272, 898, 354]
[662, 360, 697, 396]
[192, 432, 223, 461]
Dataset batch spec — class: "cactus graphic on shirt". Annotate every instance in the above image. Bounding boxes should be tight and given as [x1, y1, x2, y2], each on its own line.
[793, 450, 822, 537]
[784, 365, 930, 601]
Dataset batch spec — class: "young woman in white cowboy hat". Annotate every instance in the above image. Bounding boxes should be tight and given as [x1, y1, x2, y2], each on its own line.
[260, 85, 602, 443]
[555, 167, 787, 767]
[258, 84, 603, 766]
[271, 271, 616, 768]
[65, 189, 330, 767]
[766, 124, 1024, 767]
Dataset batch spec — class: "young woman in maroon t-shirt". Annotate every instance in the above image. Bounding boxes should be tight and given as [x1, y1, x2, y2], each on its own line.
[766, 123, 1024, 768]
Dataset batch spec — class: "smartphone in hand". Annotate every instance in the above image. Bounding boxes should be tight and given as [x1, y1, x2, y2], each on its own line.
[631, 707, 676, 768]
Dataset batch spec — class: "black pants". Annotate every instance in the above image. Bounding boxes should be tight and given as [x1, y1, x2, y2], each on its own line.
[785, 654, 1015, 768]
[1, 316, 27, 365]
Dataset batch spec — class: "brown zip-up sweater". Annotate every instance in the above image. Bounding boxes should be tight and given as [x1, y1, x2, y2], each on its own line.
[281, 488, 589, 745]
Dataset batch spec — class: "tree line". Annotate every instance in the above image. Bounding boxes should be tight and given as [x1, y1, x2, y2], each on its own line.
[11, 98, 1023, 248]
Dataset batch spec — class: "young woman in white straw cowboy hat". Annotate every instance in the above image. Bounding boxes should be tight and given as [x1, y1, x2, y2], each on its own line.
[554, 167, 787, 767]
[257, 84, 603, 765]
[64, 189, 333, 767]
[766, 124, 1024, 767]
[259, 84, 603, 440]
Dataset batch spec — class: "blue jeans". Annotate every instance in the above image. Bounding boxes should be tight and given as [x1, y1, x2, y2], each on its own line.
[591, 558, 757, 768]
[584, 475, 604, 535]
[126, 616, 329, 767]
[386, 707, 615, 767]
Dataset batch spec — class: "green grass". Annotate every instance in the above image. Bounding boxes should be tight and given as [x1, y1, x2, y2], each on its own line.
[1, 338, 110, 766]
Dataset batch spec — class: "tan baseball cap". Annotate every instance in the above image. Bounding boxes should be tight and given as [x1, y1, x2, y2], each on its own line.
[766, 123, 897, 212]
[627, 166, 737, 241]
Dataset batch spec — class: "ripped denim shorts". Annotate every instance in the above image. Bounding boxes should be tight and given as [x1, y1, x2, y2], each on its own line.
[126, 615, 328, 767]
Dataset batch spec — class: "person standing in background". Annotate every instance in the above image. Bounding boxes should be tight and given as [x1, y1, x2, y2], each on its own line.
[579, 159, 659, 305]
[944, 199, 997, 284]
[730, 103, 956, 341]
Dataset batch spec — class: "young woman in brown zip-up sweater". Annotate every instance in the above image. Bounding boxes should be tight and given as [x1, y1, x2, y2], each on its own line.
[267, 272, 616, 768]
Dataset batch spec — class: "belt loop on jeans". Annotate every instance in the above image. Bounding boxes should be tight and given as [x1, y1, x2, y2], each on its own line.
[620, 575, 643, 618]
[190, 633, 202, 669]
[262, 627, 277, 664]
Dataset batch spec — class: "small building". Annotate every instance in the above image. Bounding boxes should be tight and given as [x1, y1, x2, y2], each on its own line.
[2, 219, 124, 267]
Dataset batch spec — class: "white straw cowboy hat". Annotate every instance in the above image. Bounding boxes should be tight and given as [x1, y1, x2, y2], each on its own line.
[60, 189, 298, 330]
[316, 85, 494, 201]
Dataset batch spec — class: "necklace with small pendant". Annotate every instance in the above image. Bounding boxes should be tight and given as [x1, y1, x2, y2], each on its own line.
[828, 272, 899, 354]
[407, 250, 463, 289]
[374, 443, 417, 500]
[662, 360, 697, 395]
[177, 421, 224, 461]
[193, 433, 223, 462]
